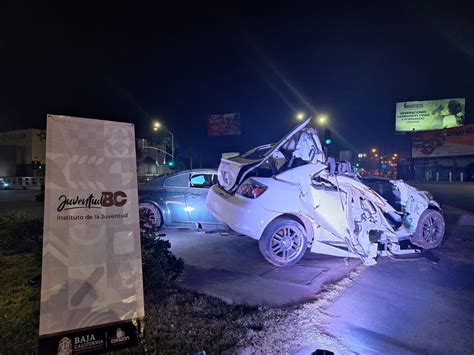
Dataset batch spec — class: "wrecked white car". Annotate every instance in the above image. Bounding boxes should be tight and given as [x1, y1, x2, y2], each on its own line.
[205, 118, 445, 267]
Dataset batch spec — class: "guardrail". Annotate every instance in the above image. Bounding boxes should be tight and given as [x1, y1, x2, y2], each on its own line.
[2, 177, 45, 190]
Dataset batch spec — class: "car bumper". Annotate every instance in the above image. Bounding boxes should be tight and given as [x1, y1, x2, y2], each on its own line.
[205, 185, 278, 240]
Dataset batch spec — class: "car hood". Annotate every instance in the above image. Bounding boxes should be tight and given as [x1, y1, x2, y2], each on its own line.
[217, 118, 313, 192]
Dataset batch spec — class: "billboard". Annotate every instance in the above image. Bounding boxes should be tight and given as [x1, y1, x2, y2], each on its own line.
[412, 124, 474, 158]
[39, 115, 144, 354]
[208, 113, 241, 136]
[396, 98, 465, 132]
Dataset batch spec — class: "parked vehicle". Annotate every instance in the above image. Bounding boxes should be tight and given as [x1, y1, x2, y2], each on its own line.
[138, 169, 226, 230]
[206, 118, 445, 267]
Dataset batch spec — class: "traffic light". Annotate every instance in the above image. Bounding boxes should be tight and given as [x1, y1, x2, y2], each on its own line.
[167, 160, 175, 169]
[324, 129, 333, 145]
[31, 160, 41, 170]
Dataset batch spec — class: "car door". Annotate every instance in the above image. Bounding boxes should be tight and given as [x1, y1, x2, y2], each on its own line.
[163, 172, 191, 225]
[186, 172, 220, 225]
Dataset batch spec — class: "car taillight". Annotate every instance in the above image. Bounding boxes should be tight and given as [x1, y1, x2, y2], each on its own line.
[236, 179, 267, 199]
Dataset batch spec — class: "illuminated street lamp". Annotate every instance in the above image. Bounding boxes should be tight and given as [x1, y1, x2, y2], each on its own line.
[317, 114, 328, 125]
[371, 148, 377, 153]
[152, 121, 174, 164]
[296, 112, 305, 121]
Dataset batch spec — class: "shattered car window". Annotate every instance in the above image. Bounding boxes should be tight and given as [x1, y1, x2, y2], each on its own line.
[249, 131, 324, 177]
[242, 144, 274, 160]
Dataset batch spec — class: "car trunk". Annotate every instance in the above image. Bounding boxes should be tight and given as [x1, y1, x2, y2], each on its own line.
[217, 118, 313, 193]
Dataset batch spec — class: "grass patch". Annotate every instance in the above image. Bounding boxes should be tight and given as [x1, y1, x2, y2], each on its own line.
[0, 254, 41, 354]
[142, 289, 258, 354]
[0, 253, 259, 354]
[0, 213, 261, 354]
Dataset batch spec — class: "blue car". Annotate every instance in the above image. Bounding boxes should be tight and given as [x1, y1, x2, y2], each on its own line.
[138, 169, 226, 230]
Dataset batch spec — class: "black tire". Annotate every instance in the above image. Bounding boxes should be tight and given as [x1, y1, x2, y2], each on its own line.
[410, 209, 445, 249]
[139, 202, 163, 230]
[259, 218, 308, 267]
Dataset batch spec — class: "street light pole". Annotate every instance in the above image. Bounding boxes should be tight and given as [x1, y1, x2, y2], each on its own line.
[171, 131, 174, 163]
[153, 121, 175, 164]
[161, 126, 174, 163]
[143, 145, 173, 159]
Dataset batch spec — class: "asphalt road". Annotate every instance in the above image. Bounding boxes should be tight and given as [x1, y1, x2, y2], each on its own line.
[155, 204, 474, 354]
[318, 208, 474, 355]
[409, 181, 474, 213]
[164, 229, 360, 306]
[167, 206, 474, 353]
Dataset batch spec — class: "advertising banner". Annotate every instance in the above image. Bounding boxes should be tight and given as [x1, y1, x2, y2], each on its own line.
[412, 124, 474, 158]
[39, 115, 144, 354]
[208, 113, 241, 136]
[396, 98, 465, 132]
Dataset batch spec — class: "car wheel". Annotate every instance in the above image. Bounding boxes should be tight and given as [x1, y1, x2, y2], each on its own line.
[410, 209, 445, 249]
[139, 202, 163, 229]
[259, 218, 308, 267]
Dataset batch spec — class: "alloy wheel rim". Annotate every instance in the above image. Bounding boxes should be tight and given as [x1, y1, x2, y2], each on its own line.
[140, 205, 160, 226]
[422, 215, 442, 244]
[271, 226, 304, 262]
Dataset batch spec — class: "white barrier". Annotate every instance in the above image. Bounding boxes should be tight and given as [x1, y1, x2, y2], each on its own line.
[3, 177, 45, 190]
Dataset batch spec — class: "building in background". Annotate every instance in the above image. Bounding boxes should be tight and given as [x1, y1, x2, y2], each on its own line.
[0, 145, 17, 177]
[0, 129, 46, 177]
[0, 130, 172, 186]
[411, 124, 474, 182]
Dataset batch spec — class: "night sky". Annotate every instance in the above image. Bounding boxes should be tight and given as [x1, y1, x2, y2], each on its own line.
[1, 2, 473, 166]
